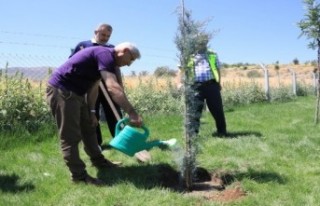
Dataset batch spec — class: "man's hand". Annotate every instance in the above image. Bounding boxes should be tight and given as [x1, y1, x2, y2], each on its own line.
[90, 113, 99, 127]
[128, 111, 143, 127]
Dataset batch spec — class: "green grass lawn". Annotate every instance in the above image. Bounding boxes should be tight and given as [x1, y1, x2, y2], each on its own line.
[1, 96, 320, 206]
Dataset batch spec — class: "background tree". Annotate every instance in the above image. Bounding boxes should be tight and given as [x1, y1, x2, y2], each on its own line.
[138, 71, 148, 76]
[130, 71, 136, 77]
[174, 1, 214, 190]
[153, 66, 176, 77]
[298, 0, 320, 123]
[274, 61, 281, 87]
[293, 58, 300, 65]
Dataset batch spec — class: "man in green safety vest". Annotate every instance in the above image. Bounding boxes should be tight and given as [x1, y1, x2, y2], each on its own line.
[177, 33, 227, 136]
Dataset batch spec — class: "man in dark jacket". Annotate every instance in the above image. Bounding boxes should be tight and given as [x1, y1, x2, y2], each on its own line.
[69, 23, 122, 149]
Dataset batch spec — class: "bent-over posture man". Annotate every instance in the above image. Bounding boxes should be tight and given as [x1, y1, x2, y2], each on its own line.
[46, 42, 142, 186]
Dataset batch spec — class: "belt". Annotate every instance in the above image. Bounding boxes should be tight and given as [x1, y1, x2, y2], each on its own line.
[195, 79, 216, 85]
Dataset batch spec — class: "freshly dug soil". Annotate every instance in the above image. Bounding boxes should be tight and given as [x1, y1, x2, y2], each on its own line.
[157, 165, 246, 203]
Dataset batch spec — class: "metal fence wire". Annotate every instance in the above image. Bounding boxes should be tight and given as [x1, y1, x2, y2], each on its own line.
[0, 53, 67, 81]
[220, 64, 318, 98]
[0, 53, 318, 95]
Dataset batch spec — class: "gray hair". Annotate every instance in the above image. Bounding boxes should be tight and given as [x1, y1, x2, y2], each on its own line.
[115, 42, 141, 59]
[95, 23, 113, 32]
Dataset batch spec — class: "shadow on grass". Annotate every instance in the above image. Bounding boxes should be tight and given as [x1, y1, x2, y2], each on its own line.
[216, 169, 287, 186]
[0, 173, 35, 193]
[97, 163, 286, 192]
[213, 130, 263, 139]
[97, 163, 181, 190]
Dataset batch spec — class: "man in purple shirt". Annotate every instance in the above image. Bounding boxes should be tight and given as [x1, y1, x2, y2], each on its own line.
[69, 23, 123, 149]
[46, 42, 142, 186]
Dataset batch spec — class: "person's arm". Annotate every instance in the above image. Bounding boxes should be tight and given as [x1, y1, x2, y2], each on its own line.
[86, 80, 100, 126]
[216, 55, 222, 89]
[100, 70, 142, 127]
[114, 67, 123, 87]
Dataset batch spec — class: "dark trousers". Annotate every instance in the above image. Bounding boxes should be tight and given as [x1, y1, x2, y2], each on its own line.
[192, 80, 227, 134]
[46, 86, 106, 180]
[95, 81, 122, 145]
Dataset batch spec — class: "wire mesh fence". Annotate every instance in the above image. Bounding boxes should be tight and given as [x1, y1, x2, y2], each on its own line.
[221, 65, 317, 98]
[0, 52, 317, 88]
[0, 53, 67, 81]
[0, 53, 318, 132]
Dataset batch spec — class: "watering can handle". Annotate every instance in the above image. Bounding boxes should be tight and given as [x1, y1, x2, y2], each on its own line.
[115, 118, 149, 136]
[115, 118, 128, 135]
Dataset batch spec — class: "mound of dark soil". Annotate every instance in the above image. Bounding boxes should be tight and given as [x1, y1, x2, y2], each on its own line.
[157, 166, 246, 202]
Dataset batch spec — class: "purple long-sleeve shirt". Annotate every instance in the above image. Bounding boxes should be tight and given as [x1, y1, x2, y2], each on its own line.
[48, 46, 116, 95]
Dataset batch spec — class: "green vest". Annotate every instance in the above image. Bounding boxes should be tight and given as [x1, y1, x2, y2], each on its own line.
[186, 50, 220, 83]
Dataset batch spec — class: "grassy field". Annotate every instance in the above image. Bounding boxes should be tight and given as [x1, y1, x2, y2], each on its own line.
[1, 96, 320, 205]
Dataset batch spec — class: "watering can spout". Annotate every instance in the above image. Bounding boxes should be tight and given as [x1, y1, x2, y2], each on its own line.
[144, 139, 177, 150]
[144, 140, 163, 150]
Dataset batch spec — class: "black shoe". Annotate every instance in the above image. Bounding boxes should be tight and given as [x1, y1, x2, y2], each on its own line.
[72, 175, 105, 186]
[92, 158, 122, 169]
[212, 132, 228, 138]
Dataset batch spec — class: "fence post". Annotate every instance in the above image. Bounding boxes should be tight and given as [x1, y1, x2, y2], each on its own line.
[312, 72, 318, 95]
[259, 63, 270, 101]
[288, 68, 297, 95]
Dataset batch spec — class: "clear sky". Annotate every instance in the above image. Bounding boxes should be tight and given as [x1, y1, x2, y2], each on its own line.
[0, 0, 316, 75]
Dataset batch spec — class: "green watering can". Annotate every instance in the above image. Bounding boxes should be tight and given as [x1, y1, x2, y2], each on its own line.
[109, 118, 177, 156]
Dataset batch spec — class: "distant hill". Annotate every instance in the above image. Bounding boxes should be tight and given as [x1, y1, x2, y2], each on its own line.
[0, 66, 55, 81]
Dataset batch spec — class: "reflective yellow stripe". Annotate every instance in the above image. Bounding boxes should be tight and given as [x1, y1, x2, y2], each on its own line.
[185, 51, 220, 83]
[207, 52, 220, 82]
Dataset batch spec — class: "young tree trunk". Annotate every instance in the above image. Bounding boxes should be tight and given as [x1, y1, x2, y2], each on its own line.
[314, 38, 320, 124]
[315, 91, 320, 124]
[182, 81, 196, 191]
